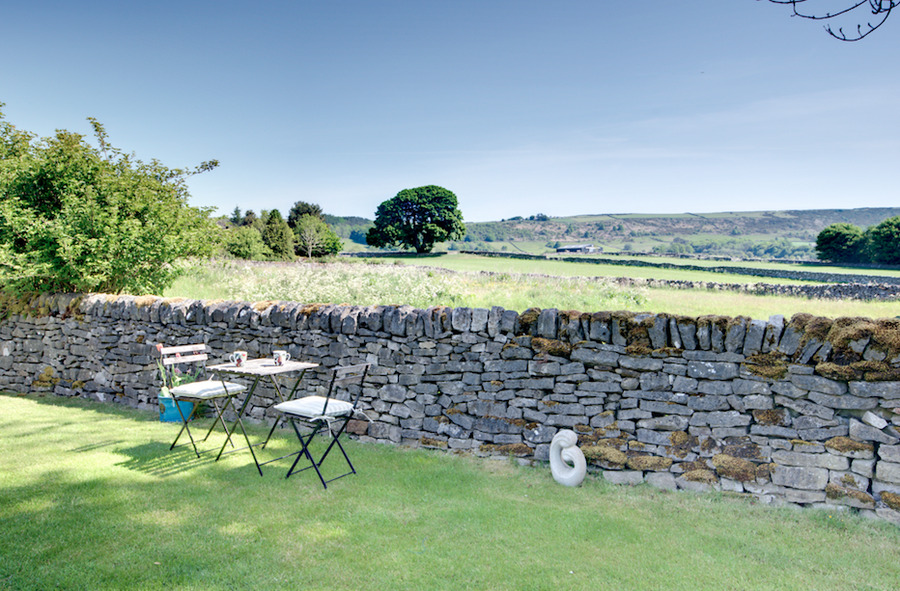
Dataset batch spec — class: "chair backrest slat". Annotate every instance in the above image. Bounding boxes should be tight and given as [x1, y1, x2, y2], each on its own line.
[158, 343, 210, 387]
[162, 353, 208, 366]
[160, 344, 206, 356]
[321, 363, 370, 414]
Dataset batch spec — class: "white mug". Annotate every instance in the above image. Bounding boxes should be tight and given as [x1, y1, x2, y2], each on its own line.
[273, 350, 291, 366]
[230, 350, 248, 367]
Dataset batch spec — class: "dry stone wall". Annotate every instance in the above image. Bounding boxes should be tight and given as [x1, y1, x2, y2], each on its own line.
[2, 293, 900, 523]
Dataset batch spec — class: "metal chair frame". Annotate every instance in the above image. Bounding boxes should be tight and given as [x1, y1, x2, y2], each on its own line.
[263, 363, 370, 488]
[159, 344, 246, 458]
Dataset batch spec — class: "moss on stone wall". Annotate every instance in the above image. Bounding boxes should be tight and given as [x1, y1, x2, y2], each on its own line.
[816, 361, 900, 382]
[742, 353, 789, 380]
[531, 337, 572, 358]
[626, 454, 672, 471]
[825, 437, 873, 454]
[882, 491, 900, 512]
[682, 469, 718, 484]
[479, 443, 532, 456]
[518, 307, 541, 333]
[582, 445, 627, 468]
[711, 454, 757, 482]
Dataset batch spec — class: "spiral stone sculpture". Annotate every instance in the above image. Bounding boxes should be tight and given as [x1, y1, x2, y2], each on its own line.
[549, 429, 586, 487]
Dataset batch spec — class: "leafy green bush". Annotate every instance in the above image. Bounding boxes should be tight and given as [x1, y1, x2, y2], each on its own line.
[0, 105, 217, 295]
[223, 226, 270, 260]
[868, 216, 900, 264]
[815, 223, 865, 263]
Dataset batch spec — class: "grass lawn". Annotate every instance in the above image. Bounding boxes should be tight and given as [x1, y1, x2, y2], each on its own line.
[2, 394, 899, 590]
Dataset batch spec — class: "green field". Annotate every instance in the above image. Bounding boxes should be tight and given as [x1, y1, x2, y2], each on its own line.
[380, 253, 822, 284]
[3, 394, 899, 591]
[549, 253, 900, 279]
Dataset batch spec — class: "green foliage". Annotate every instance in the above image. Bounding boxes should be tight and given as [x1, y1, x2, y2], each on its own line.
[815, 217, 900, 265]
[321, 214, 374, 244]
[366, 185, 466, 253]
[0, 105, 217, 295]
[287, 201, 324, 227]
[293, 214, 342, 258]
[868, 216, 900, 264]
[348, 229, 368, 244]
[223, 226, 270, 260]
[240, 209, 259, 228]
[815, 223, 865, 263]
[261, 209, 294, 259]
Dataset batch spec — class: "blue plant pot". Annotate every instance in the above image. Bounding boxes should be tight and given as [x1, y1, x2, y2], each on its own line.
[159, 397, 195, 422]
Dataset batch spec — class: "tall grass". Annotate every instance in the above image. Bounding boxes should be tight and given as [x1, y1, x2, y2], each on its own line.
[167, 260, 647, 313]
[166, 259, 899, 320]
[2, 394, 899, 591]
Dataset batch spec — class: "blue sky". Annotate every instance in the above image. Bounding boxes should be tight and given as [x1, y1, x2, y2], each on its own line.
[2, 1, 898, 222]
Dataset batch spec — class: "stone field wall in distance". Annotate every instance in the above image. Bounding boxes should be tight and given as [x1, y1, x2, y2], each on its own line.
[1, 293, 899, 524]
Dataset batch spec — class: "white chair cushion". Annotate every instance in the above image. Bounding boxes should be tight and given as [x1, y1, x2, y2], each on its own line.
[275, 396, 353, 418]
[171, 379, 246, 399]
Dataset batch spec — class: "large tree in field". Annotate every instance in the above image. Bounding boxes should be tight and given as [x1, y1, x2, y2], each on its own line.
[868, 216, 900, 264]
[0, 104, 218, 295]
[815, 223, 865, 263]
[366, 185, 466, 254]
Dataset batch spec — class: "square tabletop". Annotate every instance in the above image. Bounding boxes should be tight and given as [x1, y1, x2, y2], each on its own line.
[209, 358, 319, 377]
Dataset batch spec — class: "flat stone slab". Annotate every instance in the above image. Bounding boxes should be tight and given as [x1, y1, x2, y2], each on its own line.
[603, 470, 644, 486]
[771, 465, 829, 490]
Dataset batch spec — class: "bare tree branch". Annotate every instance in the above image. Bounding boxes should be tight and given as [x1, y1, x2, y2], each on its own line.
[766, 0, 897, 40]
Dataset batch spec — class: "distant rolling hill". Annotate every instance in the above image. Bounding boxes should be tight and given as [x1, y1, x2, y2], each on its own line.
[329, 207, 900, 259]
[460, 207, 900, 259]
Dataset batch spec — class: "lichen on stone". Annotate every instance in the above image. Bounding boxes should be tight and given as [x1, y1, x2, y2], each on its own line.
[518, 307, 541, 333]
[252, 300, 277, 312]
[682, 469, 718, 484]
[824, 436, 873, 454]
[531, 337, 572, 358]
[420, 437, 448, 449]
[752, 409, 787, 426]
[33, 367, 60, 389]
[582, 445, 627, 467]
[479, 443, 532, 456]
[711, 453, 757, 482]
[742, 352, 789, 380]
[881, 491, 900, 512]
[625, 454, 672, 471]
[825, 482, 874, 505]
[299, 303, 329, 315]
[625, 345, 653, 356]
[816, 360, 900, 382]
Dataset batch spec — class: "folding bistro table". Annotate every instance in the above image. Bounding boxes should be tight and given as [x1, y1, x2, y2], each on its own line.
[207, 357, 319, 475]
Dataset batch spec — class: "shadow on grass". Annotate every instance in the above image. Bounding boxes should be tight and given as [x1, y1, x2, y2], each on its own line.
[69, 440, 125, 453]
[114, 442, 223, 478]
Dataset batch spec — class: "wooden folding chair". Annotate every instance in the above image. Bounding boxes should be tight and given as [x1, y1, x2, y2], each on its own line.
[267, 363, 370, 488]
[158, 344, 248, 458]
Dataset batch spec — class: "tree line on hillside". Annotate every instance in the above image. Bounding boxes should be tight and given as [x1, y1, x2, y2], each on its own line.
[815, 219, 900, 264]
